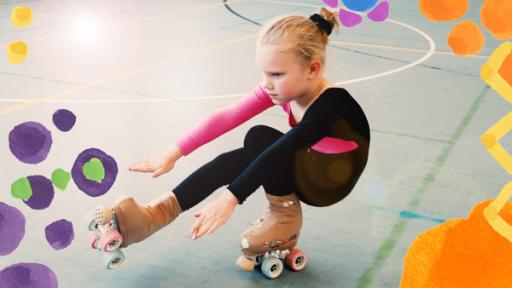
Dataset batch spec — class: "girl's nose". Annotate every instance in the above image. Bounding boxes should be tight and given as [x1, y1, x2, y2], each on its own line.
[262, 78, 274, 91]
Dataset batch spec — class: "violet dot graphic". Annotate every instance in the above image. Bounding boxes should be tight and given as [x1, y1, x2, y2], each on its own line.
[72, 148, 118, 197]
[0, 262, 58, 288]
[367, 1, 389, 22]
[322, 0, 338, 8]
[339, 8, 363, 27]
[45, 219, 74, 250]
[8, 121, 52, 164]
[52, 109, 76, 132]
[0, 202, 26, 256]
[24, 175, 55, 210]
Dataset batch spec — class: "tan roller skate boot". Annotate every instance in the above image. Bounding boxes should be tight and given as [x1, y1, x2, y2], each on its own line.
[112, 191, 182, 248]
[236, 193, 302, 271]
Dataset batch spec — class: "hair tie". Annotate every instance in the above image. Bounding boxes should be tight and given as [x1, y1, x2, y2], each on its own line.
[309, 13, 333, 36]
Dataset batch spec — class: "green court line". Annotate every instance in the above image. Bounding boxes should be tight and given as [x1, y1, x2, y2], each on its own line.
[370, 128, 452, 145]
[355, 85, 490, 288]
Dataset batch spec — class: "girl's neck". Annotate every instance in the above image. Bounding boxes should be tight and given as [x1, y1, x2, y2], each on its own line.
[295, 78, 335, 109]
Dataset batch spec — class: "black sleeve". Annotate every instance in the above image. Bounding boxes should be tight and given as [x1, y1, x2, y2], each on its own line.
[226, 93, 338, 204]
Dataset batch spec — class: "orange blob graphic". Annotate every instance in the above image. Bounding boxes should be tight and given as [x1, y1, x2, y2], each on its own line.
[499, 50, 512, 87]
[419, 0, 468, 22]
[401, 200, 512, 288]
[481, 0, 512, 40]
[448, 19, 485, 56]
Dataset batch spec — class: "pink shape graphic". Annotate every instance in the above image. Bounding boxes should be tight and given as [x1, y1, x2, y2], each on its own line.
[367, 1, 389, 22]
[322, 0, 338, 8]
[339, 8, 363, 27]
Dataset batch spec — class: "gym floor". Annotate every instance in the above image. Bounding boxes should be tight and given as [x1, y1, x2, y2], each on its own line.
[0, 0, 508, 287]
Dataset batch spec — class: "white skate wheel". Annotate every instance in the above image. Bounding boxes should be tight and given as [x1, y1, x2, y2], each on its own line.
[103, 249, 125, 270]
[261, 257, 283, 279]
[84, 210, 98, 231]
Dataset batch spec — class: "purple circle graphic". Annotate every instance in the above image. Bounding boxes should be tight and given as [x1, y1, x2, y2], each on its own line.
[72, 148, 118, 197]
[0, 263, 58, 288]
[0, 202, 26, 256]
[9, 121, 52, 164]
[45, 219, 74, 250]
[52, 109, 76, 132]
[24, 175, 55, 210]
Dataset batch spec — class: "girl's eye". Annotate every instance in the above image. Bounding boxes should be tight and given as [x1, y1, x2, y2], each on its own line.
[271, 73, 283, 77]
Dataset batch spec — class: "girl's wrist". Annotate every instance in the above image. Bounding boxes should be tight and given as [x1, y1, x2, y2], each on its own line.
[166, 145, 183, 160]
[222, 189, 239, 206]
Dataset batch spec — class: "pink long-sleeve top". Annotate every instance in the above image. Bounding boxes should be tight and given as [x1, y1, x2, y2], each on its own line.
[175, 85, 359, 156]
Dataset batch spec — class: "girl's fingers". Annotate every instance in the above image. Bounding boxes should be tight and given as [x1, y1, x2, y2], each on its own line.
[129, 159, 155, 173]
[190, 215, 204, 234]
[195, 217, 216, 239]
[206, 220, 221, 235]
[194, 221, 210, 239]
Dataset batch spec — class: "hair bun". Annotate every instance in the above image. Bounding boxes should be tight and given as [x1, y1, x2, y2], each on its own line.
[309, 13, 333, 36]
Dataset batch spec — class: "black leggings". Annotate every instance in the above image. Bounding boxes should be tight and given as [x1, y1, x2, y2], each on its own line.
[172, 125, 368, 211]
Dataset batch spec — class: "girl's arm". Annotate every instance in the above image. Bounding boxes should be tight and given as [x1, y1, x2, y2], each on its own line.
[175, 85, 275, 156]
[130, 86, 274, 177]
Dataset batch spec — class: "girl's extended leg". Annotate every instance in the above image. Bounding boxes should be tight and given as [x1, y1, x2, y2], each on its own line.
[111, 125, 285, 248]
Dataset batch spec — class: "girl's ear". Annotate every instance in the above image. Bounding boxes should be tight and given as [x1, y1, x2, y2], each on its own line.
[307, 59, 322, 80]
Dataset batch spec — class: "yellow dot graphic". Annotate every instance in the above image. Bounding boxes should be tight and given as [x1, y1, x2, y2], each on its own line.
[481, 133, 496, 149]
[7, 41, 28, 64]
[11, 6, 32, 28]
[7, 6, 32, 64]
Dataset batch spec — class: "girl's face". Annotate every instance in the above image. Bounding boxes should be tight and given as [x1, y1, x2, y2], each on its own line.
[256, 44, 311, 104]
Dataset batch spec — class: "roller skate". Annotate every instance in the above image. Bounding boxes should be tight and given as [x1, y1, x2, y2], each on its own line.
[85, 191, 182, 269]
[85, 206, 125, 270]
[111, 192, 182, 248]
[235, 193, 307, 279]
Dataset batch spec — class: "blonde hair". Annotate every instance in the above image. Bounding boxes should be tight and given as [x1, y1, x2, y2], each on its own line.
[257, 8, 339, 66]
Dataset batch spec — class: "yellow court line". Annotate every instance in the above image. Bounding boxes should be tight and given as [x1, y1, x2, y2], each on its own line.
[0, 32, 257, 117]
[332, 40, 488, 60]
[0, 0, 247, 49]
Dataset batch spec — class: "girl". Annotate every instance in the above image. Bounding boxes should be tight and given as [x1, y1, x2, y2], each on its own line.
[108, 7, 370, 268]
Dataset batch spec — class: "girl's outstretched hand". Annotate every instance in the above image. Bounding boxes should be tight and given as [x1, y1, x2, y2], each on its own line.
[129, 146, 183, 178]
[190, 189, 238, 240]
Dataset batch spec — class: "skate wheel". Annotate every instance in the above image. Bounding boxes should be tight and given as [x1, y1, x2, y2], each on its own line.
[95, 205, 113, 225]
[236, 256, 255, 272]
[88, 231, 99, 249]
[103, 249, 125, 270]
[285, 248, 307, 271]
[100, 229, 123, 252]
[261, 257, 283, 279]
[84, 210, 99, 231]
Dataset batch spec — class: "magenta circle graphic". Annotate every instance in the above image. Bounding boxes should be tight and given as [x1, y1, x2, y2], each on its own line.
[9, 121, 52, 164]
[0, 202, 26, 256]
[72, 148, 118, 197]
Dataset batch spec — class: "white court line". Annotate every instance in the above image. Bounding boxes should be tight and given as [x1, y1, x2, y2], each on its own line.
[0, 1, 435, 104]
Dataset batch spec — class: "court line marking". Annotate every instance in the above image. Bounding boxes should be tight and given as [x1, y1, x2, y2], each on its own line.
[355, 86, 490, 288]
[0, 6, 435, 105]
[0, 0, 248, 49]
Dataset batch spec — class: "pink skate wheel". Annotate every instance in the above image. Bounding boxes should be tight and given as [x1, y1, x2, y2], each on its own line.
[88, 231, 98, 249]
[285, 248, 307, 271]
[99, 229, 123, 252]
